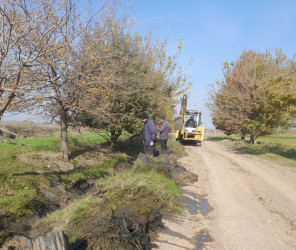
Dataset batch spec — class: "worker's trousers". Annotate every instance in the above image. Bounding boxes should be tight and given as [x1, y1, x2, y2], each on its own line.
[160, 139, 168, 151]
[143, 142, 156, 156]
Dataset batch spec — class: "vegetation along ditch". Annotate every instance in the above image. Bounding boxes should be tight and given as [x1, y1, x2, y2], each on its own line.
[0, 127, 196, 249]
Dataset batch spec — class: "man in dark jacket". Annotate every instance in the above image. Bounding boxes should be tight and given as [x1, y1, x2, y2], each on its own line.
[141, 112, 157, 156]
[157, 115, 170, 151]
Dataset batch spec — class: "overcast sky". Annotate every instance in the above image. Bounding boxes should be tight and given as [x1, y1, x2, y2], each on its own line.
[4, 0, 296, 128]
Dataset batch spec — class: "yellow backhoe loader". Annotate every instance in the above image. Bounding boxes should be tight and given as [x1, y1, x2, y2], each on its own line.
[174, 94, 205, 145]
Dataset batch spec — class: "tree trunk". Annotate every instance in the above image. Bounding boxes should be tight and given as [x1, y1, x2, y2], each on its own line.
[250, 135, 257, 145]
[240, 135, 246, 141]
[110, 129, 122, 151]
[60, 110, 69, 162]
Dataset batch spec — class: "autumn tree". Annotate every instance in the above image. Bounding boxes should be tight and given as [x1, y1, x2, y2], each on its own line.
[32, 0, 90, 162]
[0, 0, 73, 124]
[74, 24, 191, 147]
[208, 49, 296, 144]
[26, 0, 129, 160]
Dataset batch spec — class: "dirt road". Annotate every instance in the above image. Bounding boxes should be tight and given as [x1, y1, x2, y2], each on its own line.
[153, 140, 296, 250]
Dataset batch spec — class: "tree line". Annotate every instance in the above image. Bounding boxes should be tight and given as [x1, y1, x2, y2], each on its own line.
[208, 49, 296, 144]
[0, 0, 191, 161]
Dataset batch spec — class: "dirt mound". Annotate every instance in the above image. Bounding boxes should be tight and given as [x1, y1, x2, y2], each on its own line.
[69, 214, 150, 249]
[159, 149, 179, 164]
[1, 235, 30, 250]
[31, 193, 164, 249]
[134, 152, 198, 185]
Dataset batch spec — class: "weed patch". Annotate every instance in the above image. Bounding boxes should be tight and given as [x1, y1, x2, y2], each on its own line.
[0, 189, 45, 216]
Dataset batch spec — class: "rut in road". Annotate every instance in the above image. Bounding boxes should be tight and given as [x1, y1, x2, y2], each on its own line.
[153, 140, 296, 250]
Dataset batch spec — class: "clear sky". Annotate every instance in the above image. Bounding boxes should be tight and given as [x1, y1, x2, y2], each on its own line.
[3, 0, 296, 127]
[132, 0, 296, 128]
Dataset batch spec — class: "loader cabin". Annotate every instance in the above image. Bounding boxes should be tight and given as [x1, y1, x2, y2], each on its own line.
[184, 110, 202, 132]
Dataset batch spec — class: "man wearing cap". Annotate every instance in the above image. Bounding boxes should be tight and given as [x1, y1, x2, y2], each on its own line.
[157, 115, 170, 151]
[141, 112, 157, 156]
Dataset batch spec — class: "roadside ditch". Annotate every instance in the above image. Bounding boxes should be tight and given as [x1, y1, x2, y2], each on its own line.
[1, 145, 198, 249]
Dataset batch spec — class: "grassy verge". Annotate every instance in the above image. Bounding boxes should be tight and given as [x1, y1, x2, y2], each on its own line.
[209, 135, 296, 167]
